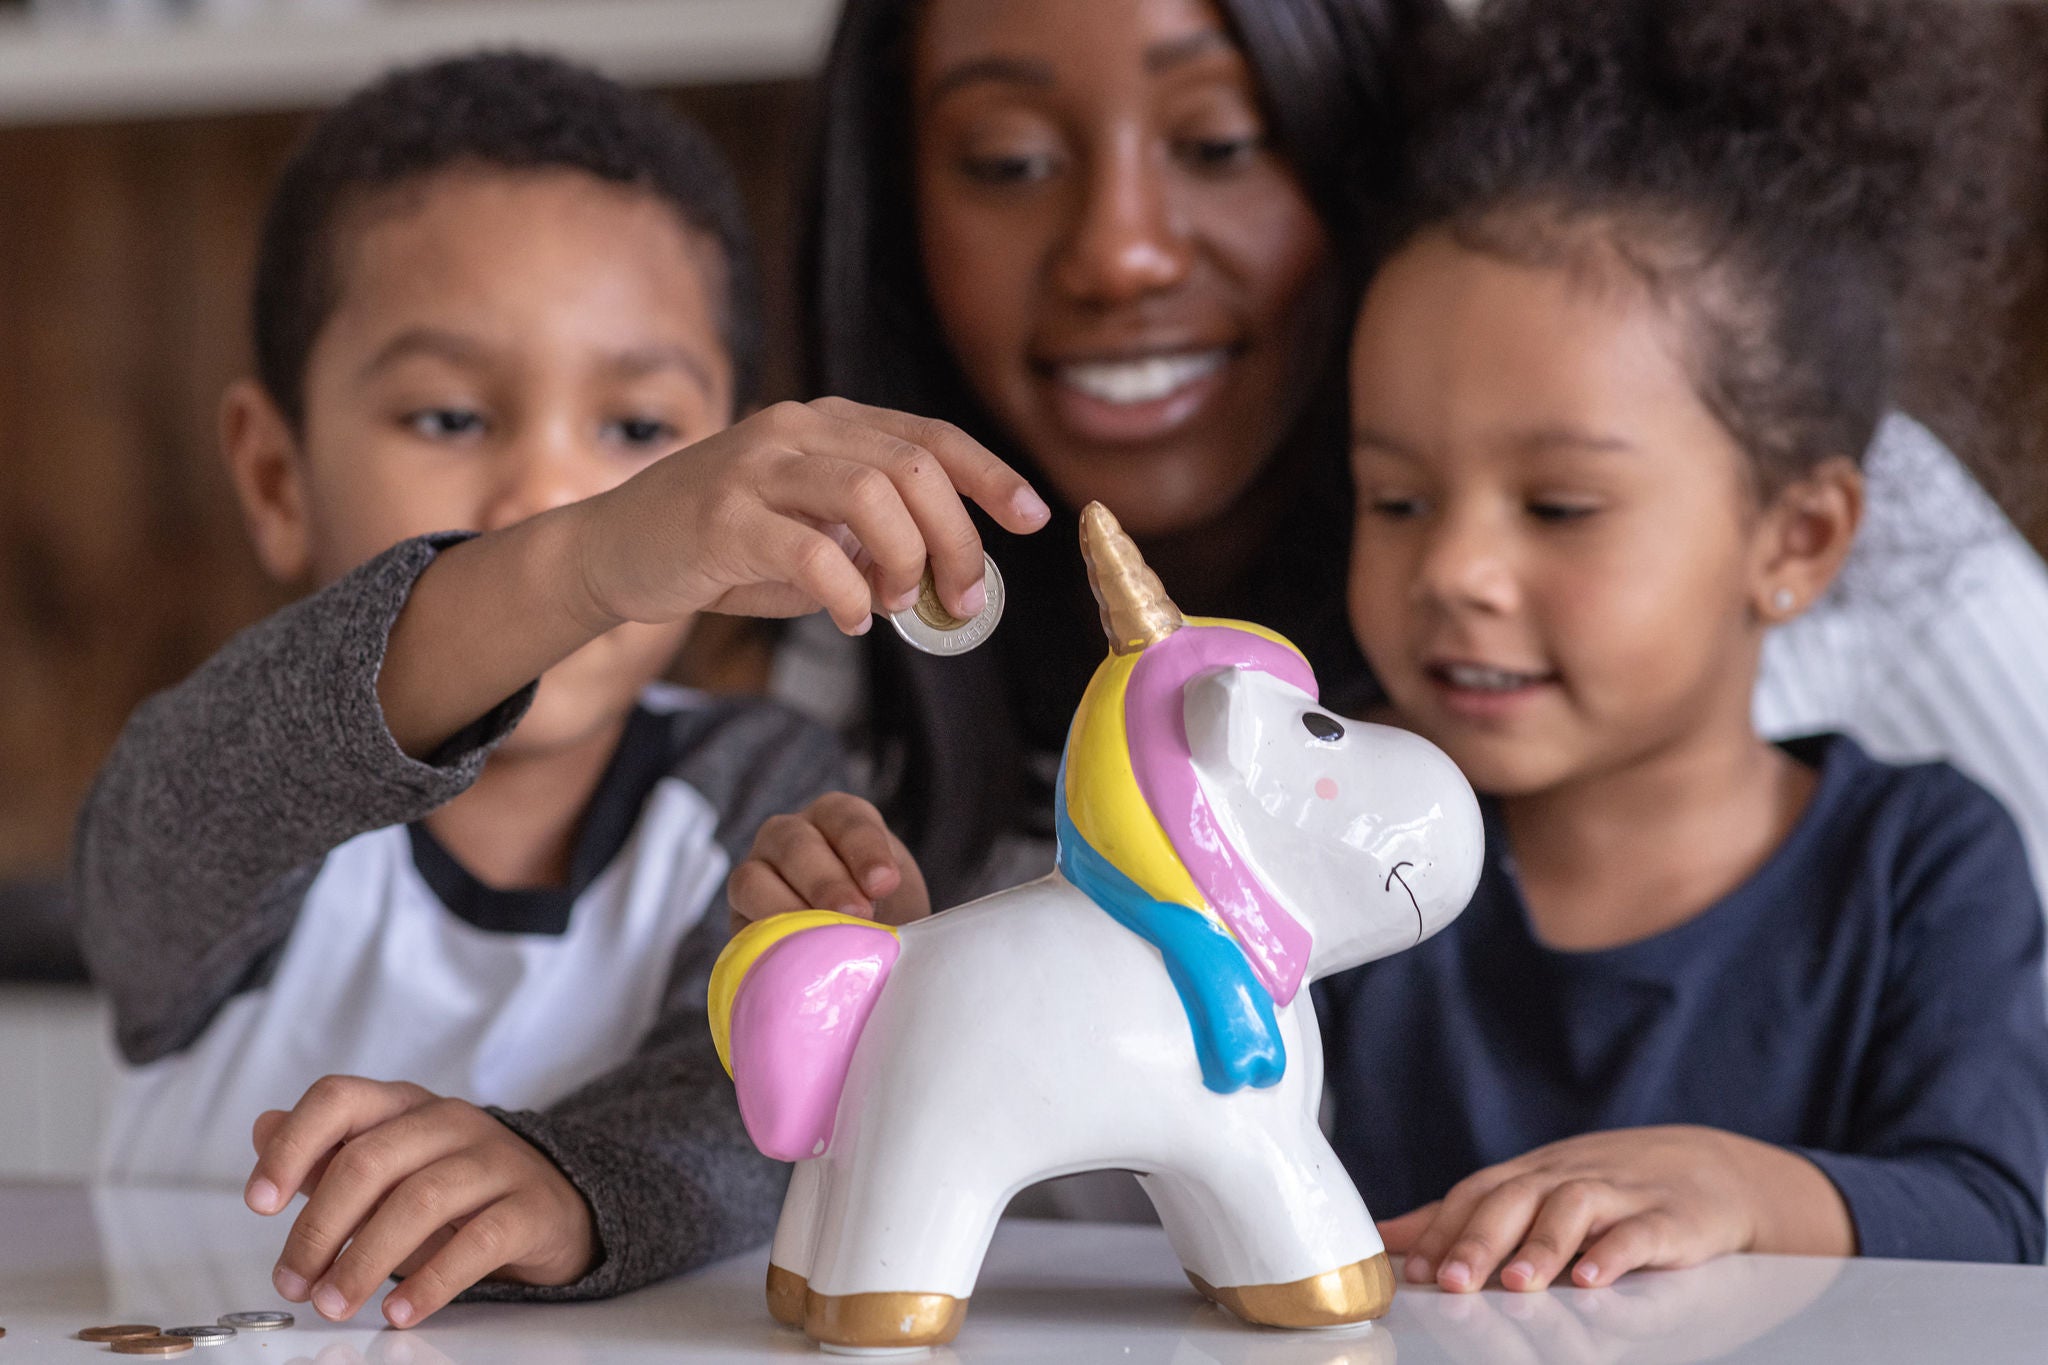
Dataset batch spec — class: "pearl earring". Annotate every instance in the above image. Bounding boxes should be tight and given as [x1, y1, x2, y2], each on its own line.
[1771, 587, 1796, 614]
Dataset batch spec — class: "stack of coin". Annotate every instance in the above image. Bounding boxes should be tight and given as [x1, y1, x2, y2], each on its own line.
[219, 1311, 293, 1332]
[74, 1312, 292, 1352]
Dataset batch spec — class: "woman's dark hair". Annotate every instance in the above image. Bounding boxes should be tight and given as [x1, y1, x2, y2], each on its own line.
[1397, 0, 1935, 492]
[253, 51, 761, 430]
[799, 0, 1443, 901]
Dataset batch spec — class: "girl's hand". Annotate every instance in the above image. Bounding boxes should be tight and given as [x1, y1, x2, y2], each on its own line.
[573, 396, 1050, 636]
[1378, 1125, 1852, 1293]
[728, 792, 932, 931]
[244, 1077, 597, 1329]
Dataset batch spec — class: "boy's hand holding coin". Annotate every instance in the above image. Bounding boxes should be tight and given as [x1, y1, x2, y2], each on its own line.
[379, 396, 1048, 759]
[245, 1076, 595, 1329]
[572, 396, 1049, 636]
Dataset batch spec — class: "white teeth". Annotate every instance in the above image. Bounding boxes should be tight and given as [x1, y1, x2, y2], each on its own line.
[1444, 664, 1542, 692]
[1058, 350, 1227, 406]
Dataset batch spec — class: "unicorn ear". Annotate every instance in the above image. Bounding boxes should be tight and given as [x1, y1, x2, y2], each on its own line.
[1184, 667, 1262, 778]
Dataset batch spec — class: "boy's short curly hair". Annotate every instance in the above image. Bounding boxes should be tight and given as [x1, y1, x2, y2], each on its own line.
[254, 51, 761, 430]
[1399, 0, 1929, 492]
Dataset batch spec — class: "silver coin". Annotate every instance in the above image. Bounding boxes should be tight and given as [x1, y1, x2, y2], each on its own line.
[166, 1326, 235, 1346]
[889, 553, 1004, 657]
[217, 1311, 292, 1331]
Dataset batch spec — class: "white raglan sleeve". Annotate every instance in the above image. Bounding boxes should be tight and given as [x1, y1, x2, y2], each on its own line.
[1757, 413, 2048, 947]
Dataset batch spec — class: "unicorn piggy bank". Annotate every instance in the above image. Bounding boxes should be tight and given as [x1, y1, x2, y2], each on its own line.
[710, 502, 1484, 1351]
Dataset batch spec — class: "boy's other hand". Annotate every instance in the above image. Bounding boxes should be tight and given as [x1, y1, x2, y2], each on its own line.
[1378, 1125, 1853, 1294]
[244, 1076, 597, 1329]
[574, 397, 1051, 637]
[728, 792, 932, 933]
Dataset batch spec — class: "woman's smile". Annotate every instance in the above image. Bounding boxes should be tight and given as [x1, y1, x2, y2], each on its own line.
[1034, 343, 1237, 443]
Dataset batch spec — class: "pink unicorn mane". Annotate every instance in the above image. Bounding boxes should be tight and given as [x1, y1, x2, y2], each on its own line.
[1122, 624, 1318, 1004]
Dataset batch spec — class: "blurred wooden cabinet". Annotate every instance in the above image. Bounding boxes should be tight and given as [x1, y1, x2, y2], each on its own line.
[0, 79, 807, 879]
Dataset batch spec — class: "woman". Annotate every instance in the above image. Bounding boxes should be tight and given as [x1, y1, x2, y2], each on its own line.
[787, 0, 2048, 941]
[790, 0, 1436, 907]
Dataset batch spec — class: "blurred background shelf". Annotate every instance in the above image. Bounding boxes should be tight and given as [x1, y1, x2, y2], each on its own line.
[0, 0, 835, 125]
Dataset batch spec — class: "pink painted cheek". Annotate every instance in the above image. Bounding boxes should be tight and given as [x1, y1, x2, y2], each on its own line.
[1315, 777, 1340, 802]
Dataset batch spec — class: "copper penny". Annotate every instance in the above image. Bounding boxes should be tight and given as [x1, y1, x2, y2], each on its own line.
[112, 1337, 195, 1356]
[77, 1325, 162, 1342]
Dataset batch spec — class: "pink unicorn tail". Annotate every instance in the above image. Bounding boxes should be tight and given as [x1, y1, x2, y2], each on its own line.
[708, 911, 902, 1162]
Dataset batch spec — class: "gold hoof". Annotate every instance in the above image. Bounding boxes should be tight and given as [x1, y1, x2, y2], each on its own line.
[804, 1289, 969, 1349]
[1188, 1252, 1396, 1328]
[766, 1264, 808, 1328]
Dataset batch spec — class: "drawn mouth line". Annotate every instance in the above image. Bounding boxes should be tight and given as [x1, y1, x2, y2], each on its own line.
[1386, 861, 1423, 944]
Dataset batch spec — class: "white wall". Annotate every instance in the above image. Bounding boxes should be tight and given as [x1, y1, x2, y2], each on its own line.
[0, 987, 118, 1181]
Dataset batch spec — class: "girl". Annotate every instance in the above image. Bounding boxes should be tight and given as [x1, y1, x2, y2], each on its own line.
[1326, 0, 2048, 1290]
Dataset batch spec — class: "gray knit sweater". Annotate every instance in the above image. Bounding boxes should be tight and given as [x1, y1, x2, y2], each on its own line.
[73, 533, 835, 1300]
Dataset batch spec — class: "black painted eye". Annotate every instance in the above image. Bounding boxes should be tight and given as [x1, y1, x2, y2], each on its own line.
[1302, 712, 1345, 743]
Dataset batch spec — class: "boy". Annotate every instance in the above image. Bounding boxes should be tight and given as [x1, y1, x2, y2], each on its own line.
[73, 53, 1047, 1327]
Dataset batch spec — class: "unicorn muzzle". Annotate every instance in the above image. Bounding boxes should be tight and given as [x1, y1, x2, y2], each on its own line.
[1349, 722, 1485, 943]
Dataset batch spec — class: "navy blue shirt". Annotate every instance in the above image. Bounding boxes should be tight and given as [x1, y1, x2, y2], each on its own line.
[1320, 735, 2048, 1262]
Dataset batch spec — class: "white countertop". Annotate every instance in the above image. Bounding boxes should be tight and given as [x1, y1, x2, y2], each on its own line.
[2, 1182, 2044, 1363]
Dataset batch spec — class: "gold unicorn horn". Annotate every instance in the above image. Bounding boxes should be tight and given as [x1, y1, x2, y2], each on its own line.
[1080, 501, 1184, 655]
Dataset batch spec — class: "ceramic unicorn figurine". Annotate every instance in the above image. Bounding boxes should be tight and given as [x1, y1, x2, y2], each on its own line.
[710, 502, 1484, 1352]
